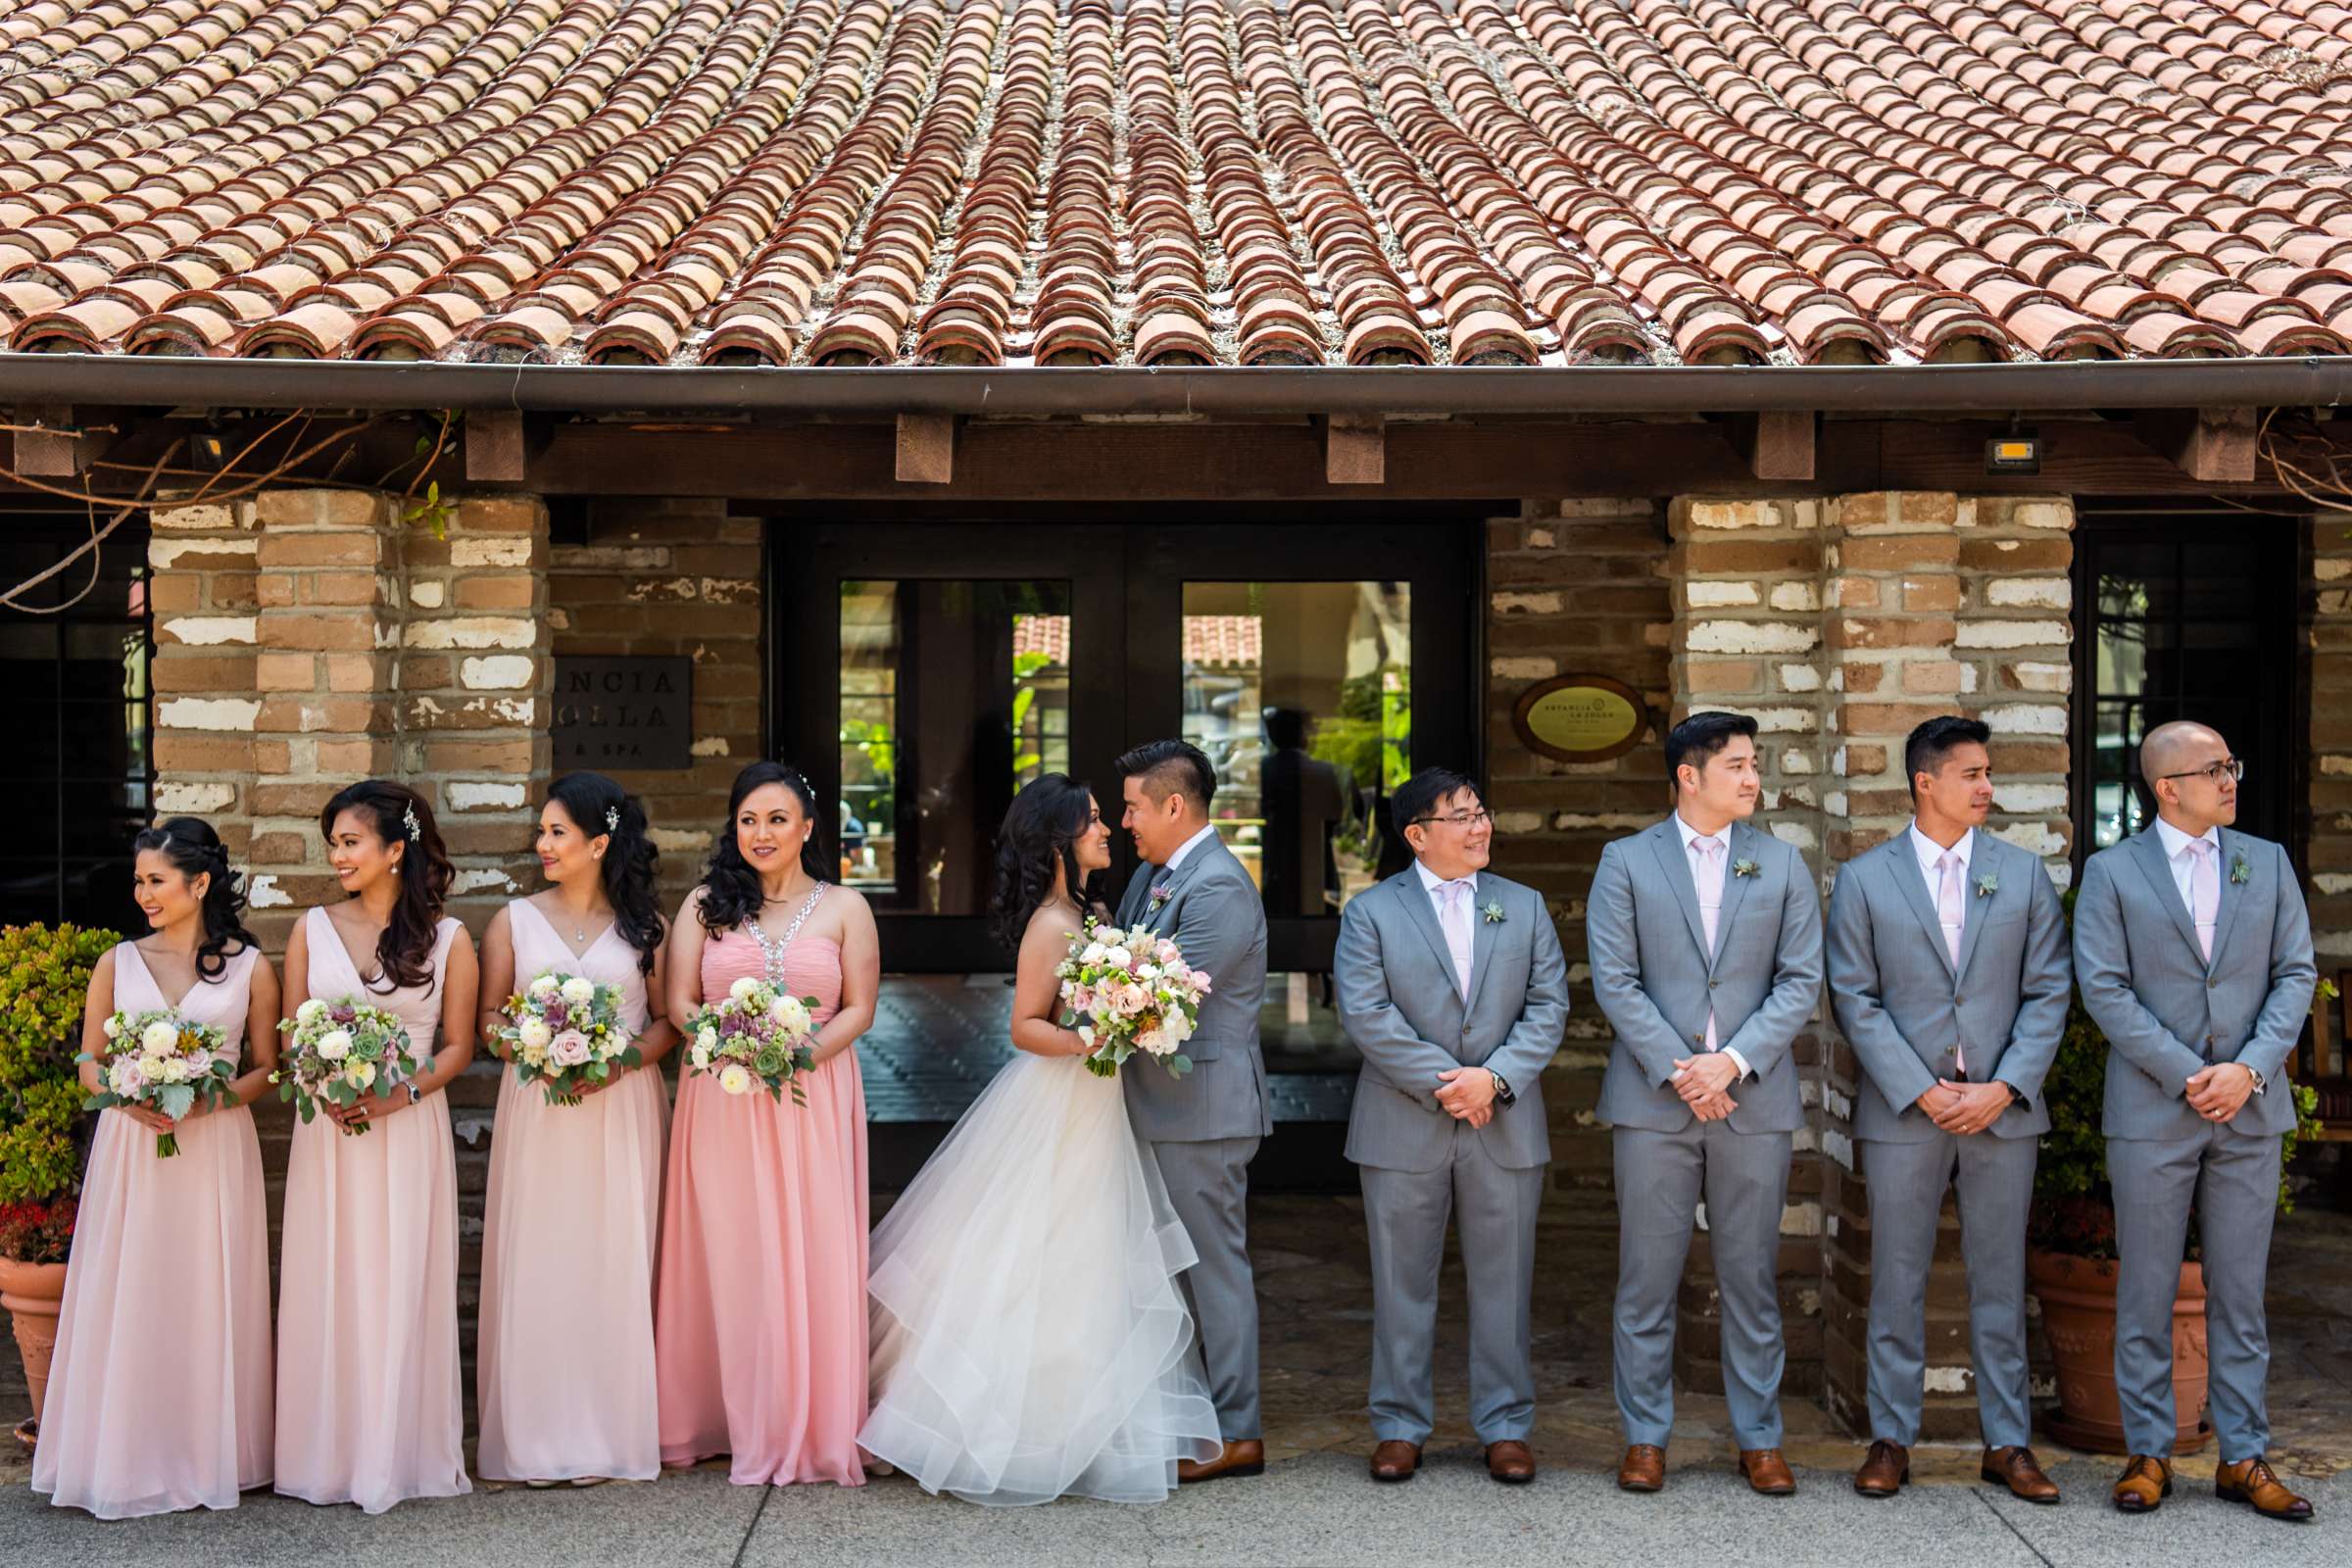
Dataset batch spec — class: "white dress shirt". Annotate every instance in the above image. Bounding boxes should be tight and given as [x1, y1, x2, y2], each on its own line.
[1909, 821, 1975, 958]
[2150, 815, 2258, 1092]
[1672, 812, 1752, 1080]
[1413, 857, 1476, 1000]
[1159, 822, 1219, 875]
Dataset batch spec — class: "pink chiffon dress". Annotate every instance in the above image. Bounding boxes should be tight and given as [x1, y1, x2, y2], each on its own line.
[655, 884, 870, 1486]
[274, 907, 471, 1513]
[476, 899, 668, 1482]
[31, 943, 272, 1519]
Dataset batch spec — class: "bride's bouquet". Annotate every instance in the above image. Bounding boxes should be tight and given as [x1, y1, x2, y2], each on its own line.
[79, 1008, 240, 1156]
[684, 974, 820, 1105]
[272, 995, 421, 1136]
[1055, 917, 1210, 1080]
[496, 971, 639, 1106]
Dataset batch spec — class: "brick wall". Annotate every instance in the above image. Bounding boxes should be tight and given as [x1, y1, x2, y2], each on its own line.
[547, 498, 765, 911]
[1666, 490, 2076, 1437]
[2309, 514, 2352, 1083]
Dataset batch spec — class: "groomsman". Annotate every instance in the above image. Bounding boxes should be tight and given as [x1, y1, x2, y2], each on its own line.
[1588, 711, 1823, 1495]
[1335, 768, 1570, 1486]
[2074, 721, 2317, 1522]
[1826, 716, 2068, 1502]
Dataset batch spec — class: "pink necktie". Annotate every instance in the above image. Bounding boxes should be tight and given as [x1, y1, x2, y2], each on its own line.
[2187, 839, 2219, 961]
[1440, 878, 1474, 1001]
[1693, 836, 1723, 1051]
[1936, 851, 1967, 1075]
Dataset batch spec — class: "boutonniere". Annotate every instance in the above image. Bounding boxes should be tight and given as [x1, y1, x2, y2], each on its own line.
[1148, 883, 1172, 912]
[1481, 900, 1505, 925]
[1975, 872, 1998, 900]
[2230, 855, 2249, 886]
[1731, 858, 1758, 879]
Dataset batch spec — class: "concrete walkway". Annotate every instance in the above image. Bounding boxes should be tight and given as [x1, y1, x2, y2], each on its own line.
[1, 1450, 2344, 1566]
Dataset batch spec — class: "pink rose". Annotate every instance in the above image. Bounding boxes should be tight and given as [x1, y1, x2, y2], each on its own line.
[1155, 941, 1181, 966]
[1068, 984, 1095, 1014]
[1190, 970, 1213, 996]
[1114, 983, 1149, 1016]
[550, 1030, 593, 1067]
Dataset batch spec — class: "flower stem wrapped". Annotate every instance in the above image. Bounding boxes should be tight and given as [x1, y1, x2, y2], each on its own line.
[1054, 916, 1210, 1080]
[496, 971, 640, 1107]
[79, 1008, 238, 1157]
[272, 995, 421, 1137]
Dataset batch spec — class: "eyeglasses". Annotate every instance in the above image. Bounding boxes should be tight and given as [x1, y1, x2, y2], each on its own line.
[1412, 808, 1494, 829]
[2157, 758, 2244, 785]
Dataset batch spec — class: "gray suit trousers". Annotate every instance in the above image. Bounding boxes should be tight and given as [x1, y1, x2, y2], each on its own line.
[1860, 1132, 2036, 1448]
[1360, 1137, 1544, 1446]
[1153, 1135, 1263, 1440]
[1612, 1120, 1790, 1449]
[2109, 1126, 2280, 1461]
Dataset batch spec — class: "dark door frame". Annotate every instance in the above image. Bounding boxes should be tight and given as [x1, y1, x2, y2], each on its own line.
[773, 514, 1484, 973]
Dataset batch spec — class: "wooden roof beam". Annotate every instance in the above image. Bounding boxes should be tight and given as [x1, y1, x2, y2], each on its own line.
[896, 412, 955, 483]
[1714, 410, 1815, 481]
[2132, 406, 2257, 484]
[1325, 413, 1384, 485]
[12, 405, 109, 476]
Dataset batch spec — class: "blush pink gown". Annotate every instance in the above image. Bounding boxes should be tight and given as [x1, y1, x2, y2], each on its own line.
[274, 908, 471, 1513]
[655, 888, 870, 1485]
[476, 899, 668, 1482]
[32, 943, 272, 1518]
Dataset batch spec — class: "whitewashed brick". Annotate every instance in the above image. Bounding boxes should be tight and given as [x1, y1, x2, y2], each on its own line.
[158, 697, 261, 729]
[1780, 1201, 1823, 1237]
[2322, 756, 2352, 777]
[409, 580, 446, 609]
[690, 736, 731, 758]
[452, 537, 535, 568]
[2314, 873, 2352, 896]
[1548, 811, 1656, 830]
[1823, 1128, 1855, 1172]
[1781, 748, 1815, 774]
[2014, 501, 2073, 530]
[247, 873, 291, 909]
[164, 614, 257, 646]
[451, 867, 518, 896]
[1491, 591, 1562, 614]
[1986, 577, 2071, 609]
[1768, 581, 1821, 612]
[460, 655, 535, 690]
[1686, 619, 1817, 654]
[403, 616, 535, 650]
[1687, 581, 1760, 608]
[2008, 662, 2072, 693]
[1685, 500, 1778, 529]
[149, 537, 257, 568]
[1778, 662, 1821, 692]
[1525, 525, 1555, 548]
[447, 781, 527, 811]
[1492, 810, 1544, 834]
[2315, 559, 2351, 583]
[1924, 1366, 1975, 1394]
[1990, 821, 2067, 858]
[1956, 619, 2069, 650]
[156, 781, 236, 813]
[1983, 703, 2068, 736]
[1994, 783, 2069, 813]
[1749, 707, 1817, 733]
[1491, 656, 1556, 679]
[1770, 820, 1818, 850]
[1824, 790, 1850, 817]
[650, 828, 709, 856]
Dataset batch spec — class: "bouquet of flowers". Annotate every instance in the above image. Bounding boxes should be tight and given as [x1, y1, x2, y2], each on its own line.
[272, 995, 420, 1136]
[683, 974, 820, 1105]
[1054, 917, 1210, 1080]
[496, 971, 639, 1107]
[79, 1008, 239, 1157]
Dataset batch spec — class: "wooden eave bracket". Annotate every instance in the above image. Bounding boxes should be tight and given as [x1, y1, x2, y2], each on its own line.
[896, 412, 956, 484]
[464, 408, 530, 481]
[1325, 413, 1385, 485]
[12, 404, 110, 476]
[1714, 409, 1815, 481]
[2132, 406, 2257, 483]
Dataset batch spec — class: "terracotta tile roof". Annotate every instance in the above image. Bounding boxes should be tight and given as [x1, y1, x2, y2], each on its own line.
[1011, 612, 1262, 664]
[4, 0, 2351, 368]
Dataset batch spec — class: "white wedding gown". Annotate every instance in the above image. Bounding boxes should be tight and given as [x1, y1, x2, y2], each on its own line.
[859, 1050, 1224, 1505]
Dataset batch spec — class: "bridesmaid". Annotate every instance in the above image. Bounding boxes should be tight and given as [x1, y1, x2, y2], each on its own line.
[476, 772, 677, 1486]
[34, 817, 278, 1518]
[275, 780, 477, 1513]
[656, 760, 879, 1486]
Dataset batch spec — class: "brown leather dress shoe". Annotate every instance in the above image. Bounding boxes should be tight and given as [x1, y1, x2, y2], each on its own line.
[2112, 1454, 2173, 1513]
[1178, 1439, 1265, 1484]
[1485, 1441, 1536, 1485]
[1853, 1440, 1909, 1497]
[1617, 1444, 1666, 1493]
[1739, 1448, 1797, 1495]
[1369, 1440, 1421, 1484]
[2216, 1457, 2316, 1522]
[1982, 1446, 2060, 1504]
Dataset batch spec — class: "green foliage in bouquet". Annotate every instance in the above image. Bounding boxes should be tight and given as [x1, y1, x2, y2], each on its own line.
[0, 923, 118, 1207]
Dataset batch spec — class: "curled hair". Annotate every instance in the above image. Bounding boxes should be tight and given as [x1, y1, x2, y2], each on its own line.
[318, 779, 453, 991]
[130, 815, 254, 981]
[547, 771, 664, 974]
[991, 774, 1104, 953]
[699, 761, 830, 932]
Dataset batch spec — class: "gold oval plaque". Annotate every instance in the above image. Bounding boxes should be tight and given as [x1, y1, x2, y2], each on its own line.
[1511, 674, 1648, 764]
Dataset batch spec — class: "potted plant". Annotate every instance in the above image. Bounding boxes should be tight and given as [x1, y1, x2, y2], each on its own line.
[2028, 897, 2328, 1454]
[0, 922, 116, 1448]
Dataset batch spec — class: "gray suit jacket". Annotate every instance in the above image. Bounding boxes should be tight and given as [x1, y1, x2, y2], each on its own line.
[1827, 831, 2070, 1143]
[1335, 868, 1569, 1173]
[1588, 816, 1824, 1135]
[1117, 832, 1272, 1144]
[2074, 825, 2316, 1141]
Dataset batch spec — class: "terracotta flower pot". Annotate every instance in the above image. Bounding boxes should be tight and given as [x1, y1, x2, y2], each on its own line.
[0, 1257, 68, 1446]
[2028, 1250, 2211, 1454]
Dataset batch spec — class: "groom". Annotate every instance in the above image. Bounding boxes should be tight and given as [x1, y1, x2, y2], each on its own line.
[1116, 739, 1272, 1482]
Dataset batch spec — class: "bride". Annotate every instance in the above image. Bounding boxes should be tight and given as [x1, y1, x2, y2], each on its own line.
[859, 774, 1223, 1505]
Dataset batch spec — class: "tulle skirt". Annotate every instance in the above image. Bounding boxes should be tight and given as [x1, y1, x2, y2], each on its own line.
[859, 1053, 1221, 1505]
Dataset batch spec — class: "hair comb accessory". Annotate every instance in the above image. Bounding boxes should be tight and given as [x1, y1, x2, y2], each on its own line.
[403, 803, 422, 842]
[606, 806, 620, 832]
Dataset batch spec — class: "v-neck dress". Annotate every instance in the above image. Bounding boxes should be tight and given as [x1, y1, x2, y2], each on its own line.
[274, 906, 470, 1513]
[475, 898, 669, 1482]
[654, 889, 870, 1485]
[32, 943, 272, 1519]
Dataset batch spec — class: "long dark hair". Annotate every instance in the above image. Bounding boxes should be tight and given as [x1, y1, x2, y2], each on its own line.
[318, 779, 453, 991]
[991, 773, 1103, 954]
[699, 760, 830, 932]
[546, 770, 663, 974]
[131, 815, 254, 981]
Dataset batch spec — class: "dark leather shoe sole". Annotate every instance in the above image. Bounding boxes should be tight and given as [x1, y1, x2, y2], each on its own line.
[1617, 1474, 1662, 1494]
[1984, 1470, 2061, 1505]
[1179, 1461, 1265, 1485]
[1854, 1469, 1908, 1496]
[2217, 1485, 2314, 1522]
[1488, 1466, 1535, 1486]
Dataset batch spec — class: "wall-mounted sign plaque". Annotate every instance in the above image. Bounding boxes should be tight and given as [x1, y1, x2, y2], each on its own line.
[553, 657, 694, 771]
[1510, 673, 1649, 764]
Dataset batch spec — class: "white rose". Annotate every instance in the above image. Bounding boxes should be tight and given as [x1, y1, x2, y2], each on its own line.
[560, 976, 595, 1007]
[1135, 963, 1159, 983]
[317, 1028, 353, 1061]
[521, 1041, 550, 1068]
[296, 999, 327, 1026]
[528, 974, 560, 998]
[728, 975, 760, 1004]
[161, 1055, 192, 1084]
[1080, 943, 1107, 966]
[696, 1026, 719, 1054]
[1165, 1009, 1195, 1043]
[690, 1041, 712, 1071]
[1136, 1028, 1168, 1056]
[518, 1016, 553, 1050]
[141, 1019, 178, 1054]
[769, 995, 810, 1035]
[717, 1062, 754, 1097]
[1103, 946, 1132, 971]
[102, 1013, 121, 1040]
[349, 1059, 377, 1089]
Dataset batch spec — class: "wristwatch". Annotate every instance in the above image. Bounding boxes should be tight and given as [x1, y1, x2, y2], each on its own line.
[1488, 1068, 1515, 1107]
[405, 1080, 422, 1105]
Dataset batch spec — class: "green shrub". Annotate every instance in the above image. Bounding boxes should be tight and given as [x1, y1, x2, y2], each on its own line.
[0, 923, 118, 1206]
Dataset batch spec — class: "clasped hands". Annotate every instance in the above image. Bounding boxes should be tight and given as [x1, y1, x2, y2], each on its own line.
[2184, 1061, 2255, 1124]
[1671, 1052, 1740, 1121]
[1435, 1066, 1496, 1128]
[1913, 1078, 2013, 1136]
